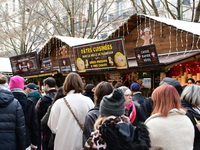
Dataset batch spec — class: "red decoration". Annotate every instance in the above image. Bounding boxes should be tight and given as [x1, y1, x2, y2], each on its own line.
[167, 60, 200, 77]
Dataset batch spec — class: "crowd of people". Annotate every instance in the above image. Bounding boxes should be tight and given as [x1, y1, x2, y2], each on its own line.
[0, 73, 200, 150]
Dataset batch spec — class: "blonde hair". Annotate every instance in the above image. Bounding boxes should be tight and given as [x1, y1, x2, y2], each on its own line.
[94, 116, 108, 130]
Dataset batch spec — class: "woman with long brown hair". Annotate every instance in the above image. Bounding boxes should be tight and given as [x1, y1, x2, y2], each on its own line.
[48, 72, 94, 150]
[145, 84, 194, 150]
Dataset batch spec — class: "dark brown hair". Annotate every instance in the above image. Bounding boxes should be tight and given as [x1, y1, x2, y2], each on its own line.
[43, 77, 56, 88]
[0, 74, 8, 84]
[63, 72, 83, 95]
[152, 84, 181, 117]
[94, 81, 113, 105]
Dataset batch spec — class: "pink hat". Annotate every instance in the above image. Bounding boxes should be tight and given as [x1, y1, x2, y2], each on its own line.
[9, 75, 24, 90]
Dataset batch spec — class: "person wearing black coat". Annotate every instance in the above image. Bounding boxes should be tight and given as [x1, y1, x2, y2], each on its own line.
[83, 81, 113, 147]
[181, 84, 200, 150]
[0, 75, 26, 150]
[9, 75, 39, 150]
[36, 77, 57, 150]
[83, 84, 95, 102]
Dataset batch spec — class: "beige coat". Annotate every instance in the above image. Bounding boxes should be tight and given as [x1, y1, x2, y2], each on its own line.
[48, 90, 94, 150]
[145, 109, 194, 150]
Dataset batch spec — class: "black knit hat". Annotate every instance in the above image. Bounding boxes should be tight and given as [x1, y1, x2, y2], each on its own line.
[100, 88, 125, 116]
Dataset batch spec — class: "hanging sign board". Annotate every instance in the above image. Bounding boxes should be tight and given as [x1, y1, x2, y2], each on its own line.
[9, 52, 40, 76]
[73, 37, 128, 73]
[133, 44, 159, 66]
[41, 57, 53, 73]
[58, 57, 72, 74]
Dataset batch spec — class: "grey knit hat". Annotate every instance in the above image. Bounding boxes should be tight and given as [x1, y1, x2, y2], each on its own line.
[100, 88, 125, 116]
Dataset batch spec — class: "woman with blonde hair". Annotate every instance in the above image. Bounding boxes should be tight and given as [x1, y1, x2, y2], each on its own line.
[181, 84, 200, 150]
[145, 84, 194, 150]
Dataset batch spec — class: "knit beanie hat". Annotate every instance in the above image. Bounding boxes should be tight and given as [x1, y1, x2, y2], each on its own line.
[100, 88, 125, 116]
[9, 75, 24, 90]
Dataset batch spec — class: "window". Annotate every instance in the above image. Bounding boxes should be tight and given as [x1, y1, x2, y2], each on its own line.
[182, 0, 190, 5]
[154, 0, 160, 7]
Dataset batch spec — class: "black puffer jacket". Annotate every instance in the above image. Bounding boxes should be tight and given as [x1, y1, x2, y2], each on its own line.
[0, 89, 26, 150]
[12, 89, 39, 148]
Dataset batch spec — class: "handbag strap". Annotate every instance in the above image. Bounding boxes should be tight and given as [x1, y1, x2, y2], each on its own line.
[63, 98, 83, 130]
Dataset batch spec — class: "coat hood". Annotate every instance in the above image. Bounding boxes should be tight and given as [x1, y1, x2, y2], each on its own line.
[0, 89, 14, 108]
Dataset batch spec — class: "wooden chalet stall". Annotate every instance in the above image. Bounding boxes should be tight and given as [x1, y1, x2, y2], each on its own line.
[106, 14, 200, 93]
[9, 36, 98, 87]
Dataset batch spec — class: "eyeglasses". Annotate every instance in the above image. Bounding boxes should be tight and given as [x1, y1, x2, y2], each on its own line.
[124, 94, 133, 97]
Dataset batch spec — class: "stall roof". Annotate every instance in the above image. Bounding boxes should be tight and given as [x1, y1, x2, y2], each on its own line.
[108, 14, 200, 38]
[0, 57, 12, 73]
[38, 36, 100, 53]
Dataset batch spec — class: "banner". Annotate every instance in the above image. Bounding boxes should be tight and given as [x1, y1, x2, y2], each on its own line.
[73, 38, 128, 73]
[9, 52, 40, 76]
[134, 44, 159, 66]
[58, 57, 72, 74]
[41, 57, 53, 73]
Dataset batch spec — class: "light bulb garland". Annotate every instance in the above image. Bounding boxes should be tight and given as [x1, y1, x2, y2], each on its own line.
[196, 36, 200, 50]
[168, 26, 172, 57]
[136, 15, 139, 47]
[189, 34, 195, 52]
[184, 31, 188, 55]
[122, 23, 125, 37]
[148, 18, 152, 44]
[180, 30, 184, 48]
[160, 22, 162, 37]
[175, 27, 178, 54]
[152, 19, 156, 44]
[126, 21, 129, 34]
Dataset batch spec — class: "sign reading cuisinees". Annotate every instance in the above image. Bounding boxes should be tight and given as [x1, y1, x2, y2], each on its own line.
[73, 37, 128, 73]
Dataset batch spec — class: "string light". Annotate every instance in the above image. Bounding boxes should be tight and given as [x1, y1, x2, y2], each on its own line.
[160, 22, 162, 37]
[196, 36, 200, 50]
[175, 27, 178, 54]
[122, 23, 125, 37]
[189, 34, 195, 52]
[184, 31, 188, 55]
[126, 21, 129, 34]
[180, 30, 184, 47]
[168, 26, 172, 57]
[152, 19, 156, 44]
[148, 17, 152, 44]
[136, 15, 139, 47]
